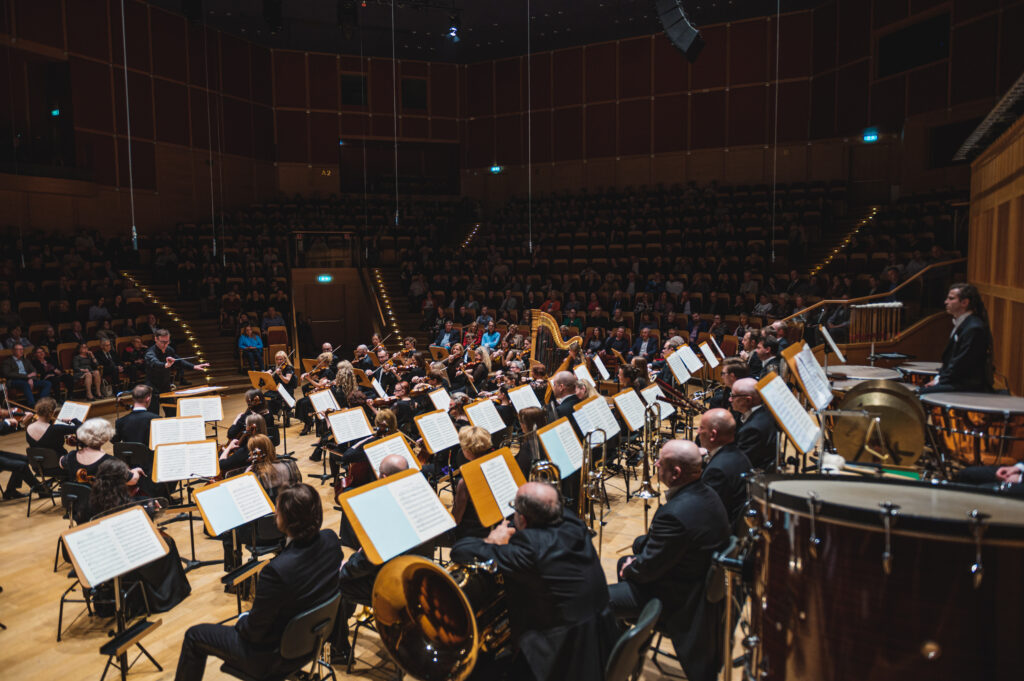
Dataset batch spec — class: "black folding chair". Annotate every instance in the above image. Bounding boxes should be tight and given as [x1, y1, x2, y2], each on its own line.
[605, 598, 662, 681]
[26, 446, 63, 517]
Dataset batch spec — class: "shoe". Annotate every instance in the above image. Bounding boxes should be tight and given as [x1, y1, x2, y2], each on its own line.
[299, 425, 312, 436]
[2, 490, 27, 500]
[329, 645, 352, 667]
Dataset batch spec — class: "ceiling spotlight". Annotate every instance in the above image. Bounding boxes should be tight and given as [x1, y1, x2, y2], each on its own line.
[447, 14, 461, 42]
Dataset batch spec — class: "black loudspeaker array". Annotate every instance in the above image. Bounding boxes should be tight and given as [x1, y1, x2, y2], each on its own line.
[655, 0, 705, 62]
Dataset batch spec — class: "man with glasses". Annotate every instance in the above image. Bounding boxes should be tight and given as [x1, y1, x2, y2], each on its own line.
[144, 329, 209, 415]
[707, 358, 749, 414]
[451, 482, 618, 681]
[608, 439, 730, 681]
[730, 377, 778, 471]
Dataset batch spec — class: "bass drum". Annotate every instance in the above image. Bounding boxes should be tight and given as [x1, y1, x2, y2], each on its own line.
[748, 475, 1024, 681]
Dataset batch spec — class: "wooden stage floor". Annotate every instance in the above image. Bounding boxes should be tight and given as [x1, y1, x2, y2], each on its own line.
[0, 392, 689, 681]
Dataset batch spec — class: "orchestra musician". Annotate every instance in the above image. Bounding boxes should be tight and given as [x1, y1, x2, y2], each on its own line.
[449, 425, 494, 540]
[450, 482, 619, 681]
[547, 371, 581, 426]
[329, 408, 399, 489]
[294, 353, 339, 436]
[175, 484, 341, 681]
[219, 414, 268, 475]
[608, 439, 730, 681]
[112, 385, 158, 445]
[706, 358, 749, 413]
[144, 329, 210, 415]
[739, 330, 763, 379]
[24, 397, 81, 458]
[515, 406, 548, 477]
[696, 408, 752, 527]
[60, 418, 144, 495]
[227, 390, 280, 447]
[920, 282, 993, 394]
[0, 411, 42, 500]
[754, 336, 781, 379]
[352, 344, 375, 372]
[730, 377, 779, 471]
[266, 351, 298, 421]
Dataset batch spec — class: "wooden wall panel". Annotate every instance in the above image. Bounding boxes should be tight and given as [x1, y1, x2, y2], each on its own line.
[968, 115, 1024, 396]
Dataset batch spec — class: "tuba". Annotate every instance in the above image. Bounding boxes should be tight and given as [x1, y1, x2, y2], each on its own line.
[371, 555, 511, 681]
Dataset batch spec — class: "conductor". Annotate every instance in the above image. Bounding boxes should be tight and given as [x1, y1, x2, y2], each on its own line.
[145, 329, 209, 415]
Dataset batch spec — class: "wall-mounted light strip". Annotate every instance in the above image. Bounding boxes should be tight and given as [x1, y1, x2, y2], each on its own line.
[809, 206, 879, 278]
[372, 268, 404, 342]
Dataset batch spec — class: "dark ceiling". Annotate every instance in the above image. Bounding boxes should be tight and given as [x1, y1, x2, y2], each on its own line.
[148, 0, 822, 63]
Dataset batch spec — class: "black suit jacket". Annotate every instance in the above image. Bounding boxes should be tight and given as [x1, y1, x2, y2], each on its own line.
[236, 529, 341, 648]
[701, 443, 751, 527]
[737, 406, 778, 471]
[451, 510, 618, 681]
[623, 480, 730, 681]
[113, 409, 158, 446]
[937, 314, 991, 391]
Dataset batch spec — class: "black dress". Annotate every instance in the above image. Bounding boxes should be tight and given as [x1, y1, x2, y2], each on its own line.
[26, 419, 81, 458]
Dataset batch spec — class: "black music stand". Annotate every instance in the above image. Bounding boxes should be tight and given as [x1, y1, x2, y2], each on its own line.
[98, 575, 162, 681]
[177, 482, 220, 573]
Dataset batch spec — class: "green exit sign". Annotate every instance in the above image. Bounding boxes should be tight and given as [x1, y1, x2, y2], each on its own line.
[317, 274, 333, 283]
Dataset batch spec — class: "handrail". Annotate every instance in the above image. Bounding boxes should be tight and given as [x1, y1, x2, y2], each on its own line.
[783, 257, 967, 324]
[809, 205, 879, 277]
[361, 268, 391, 339]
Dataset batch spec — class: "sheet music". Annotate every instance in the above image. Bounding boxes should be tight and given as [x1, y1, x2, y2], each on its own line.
[57, 401, 89, 423]
[709, 335, 727, 360]
[479, 455, 519, 519]
[277, 383, 296, 408]
[328, 408, 373, 445]
[678, 345, 704, 374]
[416, 410, 460, 453]
[429, 388, 452, 411]
[154, 440, 218, 482]
[364, 434, 420, 476]
[572, 397, 620, 444]
[592, 353, 610, 380]
[613, 389, 647, 432]
[819, 325, 847, 364]
[309, 389, 340, 416]
[640, 384, 676, 419]
[698, 342, 720, 369]
[150, 415, 206, 448]
[346, 472, 455, 562]
[758, 374, 821, 455]
[508, 384, 542, 412]
[794, 343, 834, 411]
[388, 474, 455, 543]
[195, 473, 273, 536]
[371, 378, 387, 399]
[573, 363, 596, 388]
[666, 351, 692, 383]
[177, 396, 223, 422]
[63, 507, 166, 588]
[537, 419, 583, 477]
[465, 399, 506, 434]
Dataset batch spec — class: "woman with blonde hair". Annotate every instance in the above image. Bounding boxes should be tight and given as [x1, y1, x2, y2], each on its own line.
[61, 417, 143, 486]
[245, 433, 300, 499]
[451, 425, 493, 539]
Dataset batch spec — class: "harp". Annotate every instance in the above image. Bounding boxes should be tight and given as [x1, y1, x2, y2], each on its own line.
[529, 309, 583, 401]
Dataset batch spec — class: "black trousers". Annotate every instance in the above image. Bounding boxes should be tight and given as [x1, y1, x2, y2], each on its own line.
[174, 622, 287, 681]
[0, 450, 40, 495]
[607, 556, 648, 619]
[335, 572, 374, 647]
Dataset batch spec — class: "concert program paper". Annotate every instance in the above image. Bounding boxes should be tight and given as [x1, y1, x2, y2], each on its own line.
[328, 407, 374, 445]
[479, 454, 519, 519]
[154, 440, 219, 482]
[640, 384, 676, 419]
[177, 396, 224, 422]
[573, 363, 596, 388]
[699, 342, 720, 369]
[613, 389, 647, 432]
[150, 415, 206, 449]
[429, 387, 452, 411]
[343, 470, 456, 563]
[309, 388, 340, 416]
[537, 418, 584, 478]
[62, 506, 168, 589]
[757, 372, 821, 455]
[363, 433, 420, 476]
[57, 400, 90, 423]
[666, 350, 692, 384]
[508, 384, 543, 413]
[465, 398, 506, 434]
[678, 345, 704, 374]
[415, 410, 460, 453]
[194, 473, 274, 537]
[794, 343, 834, 411]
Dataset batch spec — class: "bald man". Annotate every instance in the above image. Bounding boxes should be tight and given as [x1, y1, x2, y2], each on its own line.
[451, 482, 618, 681]
[730, 377, 778, 471]
[548, 370, 580, 422]
[609, 439, 730, 681]
[697, 408, 751, 526]
[333, 454, 418, 663]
